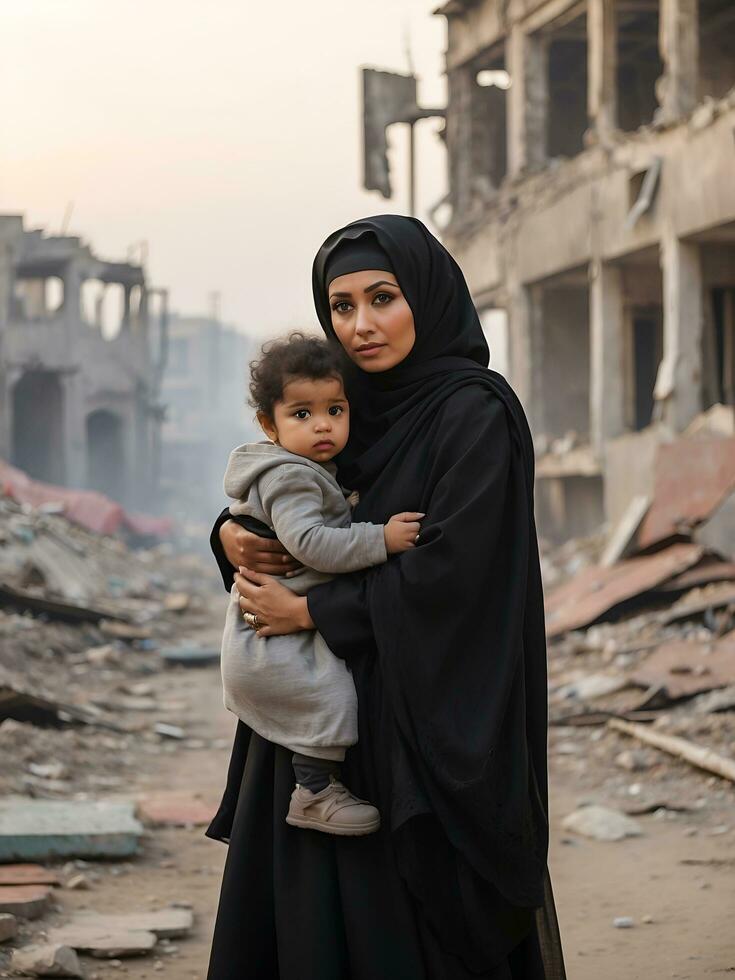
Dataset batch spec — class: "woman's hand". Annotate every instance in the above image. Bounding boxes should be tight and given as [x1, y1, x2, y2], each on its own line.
[219, 520, 302, 576]
[235, 567, 315, 637]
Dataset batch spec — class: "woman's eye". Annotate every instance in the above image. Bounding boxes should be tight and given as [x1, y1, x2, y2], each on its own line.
[294, 409, 310, 420]
[373, 292, 393, 305]
[328, 406, 344, 416]
[332, 301, 351, 314]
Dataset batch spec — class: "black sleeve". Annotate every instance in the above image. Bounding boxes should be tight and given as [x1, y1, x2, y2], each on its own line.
[209, 508, 277, 593]
[307, 570, 374, 660]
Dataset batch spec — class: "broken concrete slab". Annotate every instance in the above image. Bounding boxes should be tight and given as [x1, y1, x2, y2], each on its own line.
[545, 542, 703, 638]
[136, 792, 217, 827]
[601, 494, 650, 567]
[0, 912, 18, 942]
[552, 673, 630, 702]
[636, 438, 735, 550]
[0, 681, 106, 729]
[0, 884, 52, 919]
[47, 907, 194, 957]
[657, 558, 735, 593]
[695, 489, 735, 561]
[0, 864, 60, 887]
[46, 922, 156, 958]
[0, 581, 126, 625]
[562, 804, 643, 841]
[10, 942, 84, 977]
[0, 799, 143, 861]
[632, 631, 735, 700]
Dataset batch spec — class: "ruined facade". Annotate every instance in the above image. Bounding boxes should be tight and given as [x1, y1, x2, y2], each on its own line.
[0, 215, 165, 511]
[159, 313, 256, 526]
[438, 0, 735, 540]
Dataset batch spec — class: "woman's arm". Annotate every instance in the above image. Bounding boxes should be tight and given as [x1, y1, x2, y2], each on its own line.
[210, 508, 302, 592]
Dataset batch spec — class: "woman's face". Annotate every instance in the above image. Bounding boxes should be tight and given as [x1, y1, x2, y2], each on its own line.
[328, 269, 416, 372]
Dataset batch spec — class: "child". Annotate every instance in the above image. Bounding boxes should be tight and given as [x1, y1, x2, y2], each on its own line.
[220, 332, 423, 835]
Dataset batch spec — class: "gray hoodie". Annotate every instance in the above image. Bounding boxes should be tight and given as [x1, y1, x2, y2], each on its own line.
[219, 440, 386, 759]
[224, 441, 387, 593]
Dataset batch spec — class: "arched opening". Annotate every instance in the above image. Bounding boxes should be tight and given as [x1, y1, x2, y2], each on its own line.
[86, 410, 125, 500]
[12, 371, 65, 484]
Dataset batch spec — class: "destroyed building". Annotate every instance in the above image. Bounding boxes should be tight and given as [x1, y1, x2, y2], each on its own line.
[159, 312, 256, 526]
[0, 214, 166, 512]
[436, 0, 735, 541]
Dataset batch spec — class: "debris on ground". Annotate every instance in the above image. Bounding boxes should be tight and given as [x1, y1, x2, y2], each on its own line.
[9, 941, 84, 977]
[541, 416, 735, 882]
[46, 908, 194, 958]
[562, 805, 643, 842]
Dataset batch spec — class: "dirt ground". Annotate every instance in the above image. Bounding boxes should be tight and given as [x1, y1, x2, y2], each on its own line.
[4, 611, 734, 979]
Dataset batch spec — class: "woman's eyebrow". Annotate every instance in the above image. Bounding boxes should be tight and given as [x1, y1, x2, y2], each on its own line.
[364, 280, 397, 293]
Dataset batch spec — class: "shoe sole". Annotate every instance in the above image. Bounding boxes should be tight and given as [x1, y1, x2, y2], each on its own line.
[285, 814, 381, 836]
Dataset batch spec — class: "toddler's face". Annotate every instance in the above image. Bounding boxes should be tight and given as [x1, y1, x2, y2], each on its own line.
[260, 375, 350, 463]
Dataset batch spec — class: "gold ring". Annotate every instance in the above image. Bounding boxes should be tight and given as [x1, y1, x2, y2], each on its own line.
[415, 532, 420, 542]
[243, 612, 259, 629]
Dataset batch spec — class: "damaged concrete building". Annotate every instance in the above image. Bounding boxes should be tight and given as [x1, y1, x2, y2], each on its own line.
[0, 215, 166, 511]
[437, 0, 735, 541]
[160, 312, 255, 526]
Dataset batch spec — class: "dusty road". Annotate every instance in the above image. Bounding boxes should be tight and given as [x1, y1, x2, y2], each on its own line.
[23, 627, 735, 980]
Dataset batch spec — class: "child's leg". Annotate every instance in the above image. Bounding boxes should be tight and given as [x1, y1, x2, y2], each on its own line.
[291, 753, 340, 793]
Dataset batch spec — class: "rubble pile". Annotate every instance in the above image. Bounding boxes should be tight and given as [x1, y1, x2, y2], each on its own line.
[544, 431, 735, 843]
[0, 495, 224, 974]
[0, 496, 223, 798]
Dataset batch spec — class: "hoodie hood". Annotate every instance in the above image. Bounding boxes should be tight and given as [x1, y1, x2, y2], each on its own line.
[223, 441, 339, 500]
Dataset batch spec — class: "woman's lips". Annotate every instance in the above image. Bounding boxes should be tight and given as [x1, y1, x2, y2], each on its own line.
[355, 344, 386, 358]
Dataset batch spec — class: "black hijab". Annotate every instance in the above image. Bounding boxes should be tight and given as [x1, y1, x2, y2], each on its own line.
[309, 216, 553, 965]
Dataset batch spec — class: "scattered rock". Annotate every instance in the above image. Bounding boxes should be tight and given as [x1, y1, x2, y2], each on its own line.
[562, 805, 643, 842]
[10, 942, 84, 977]
[615, 749, 652, 772]
[613, 916, 635, 929]
[65, 874, 91, 891]
[0, 884, 52, 919]
[0, 911, 18, 942]
[153, 723, 185, 740]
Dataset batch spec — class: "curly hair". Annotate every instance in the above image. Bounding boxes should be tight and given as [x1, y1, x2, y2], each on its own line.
[248, 331, 344, 419]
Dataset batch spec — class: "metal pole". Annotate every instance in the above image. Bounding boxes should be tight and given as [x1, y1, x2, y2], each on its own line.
[408, 120, 416, 217]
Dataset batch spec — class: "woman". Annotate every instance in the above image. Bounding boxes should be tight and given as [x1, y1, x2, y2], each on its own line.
[206, 215, 566, 979]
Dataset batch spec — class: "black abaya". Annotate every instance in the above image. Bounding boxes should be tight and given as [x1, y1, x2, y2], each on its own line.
[205, 215, 566, 979]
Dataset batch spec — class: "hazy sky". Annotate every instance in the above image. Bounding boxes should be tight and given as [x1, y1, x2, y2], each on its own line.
[0, 0, 447, 338]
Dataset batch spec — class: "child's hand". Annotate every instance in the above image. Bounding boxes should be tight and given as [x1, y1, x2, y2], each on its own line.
[346, 490, 360, 509]
[384, 512, 425, 554]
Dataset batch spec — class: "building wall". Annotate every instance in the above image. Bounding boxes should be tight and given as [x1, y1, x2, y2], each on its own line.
[0, 213, 163, 512]
[437, 0, 735, 541]
[159, 313, 257, 526]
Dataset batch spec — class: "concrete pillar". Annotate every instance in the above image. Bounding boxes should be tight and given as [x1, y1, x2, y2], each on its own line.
[657, 0, 699, 124]
[447, 66, 473, 216]
[589, 260, 626, 454]
[508, 24, 548, 178]
[656, 230, 703, 430]
[60, 372, 85, 488]
[588, 0, 617, 141]
[61, 260, 82, 326]
[122, 285, 132, 332]
[138, 287, 149, 336]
